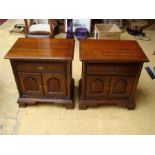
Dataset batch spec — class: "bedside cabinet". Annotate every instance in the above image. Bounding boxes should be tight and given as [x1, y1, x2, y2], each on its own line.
[79, 39, 149, 110]
[5, 38, 75, 109]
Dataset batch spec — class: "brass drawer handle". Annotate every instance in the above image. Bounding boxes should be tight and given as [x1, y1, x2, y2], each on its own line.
[110, 71, 115, 74]
[109, 69, 116, 74]
[37, 66, 45, 70]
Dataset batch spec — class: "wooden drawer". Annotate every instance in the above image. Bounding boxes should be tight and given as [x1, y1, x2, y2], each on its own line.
[15, 61, 66, 73]
[86, 63, 139, 75]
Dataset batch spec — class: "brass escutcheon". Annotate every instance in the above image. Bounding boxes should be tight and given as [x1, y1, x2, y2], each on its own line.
[37, 66, 45, 70]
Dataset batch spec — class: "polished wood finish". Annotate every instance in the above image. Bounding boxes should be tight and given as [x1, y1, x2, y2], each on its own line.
[5, 38, 75, 109]
[5, 38, 74, 60]
[79, 39, 149, 110]
[80, 40, 149, 62]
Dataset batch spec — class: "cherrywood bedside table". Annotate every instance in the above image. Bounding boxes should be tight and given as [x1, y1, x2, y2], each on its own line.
[5, 38, 75, 109]
[79, 39, 149, 110]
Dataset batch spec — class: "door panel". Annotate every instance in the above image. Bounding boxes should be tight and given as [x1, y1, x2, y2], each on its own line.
[86, 76, 110, 98]
[109, 76, 135, 97]
[43, 73, 66, 97]
[18, 72, 44, 96]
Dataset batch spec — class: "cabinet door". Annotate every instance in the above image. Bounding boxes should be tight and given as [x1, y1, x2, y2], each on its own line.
[18, 72, 44, 96]
[86, 76, 110, 98]
[43, 73, 66, 97]
[109, 76, 135, 97]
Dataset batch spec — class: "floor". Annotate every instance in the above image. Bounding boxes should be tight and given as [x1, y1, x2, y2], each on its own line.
[0, 20, 155, 134]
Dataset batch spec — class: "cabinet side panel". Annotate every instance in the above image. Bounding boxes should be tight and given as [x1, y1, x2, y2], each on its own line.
[10, 60, 22, 97]
[130, 63, 143, 99]
[81, 62, 86, 98]
[66, 61, 71, 98]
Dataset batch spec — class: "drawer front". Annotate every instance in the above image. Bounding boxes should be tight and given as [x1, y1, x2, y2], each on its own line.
[87, 63, 139, 75]
[15, 61, 66, 73]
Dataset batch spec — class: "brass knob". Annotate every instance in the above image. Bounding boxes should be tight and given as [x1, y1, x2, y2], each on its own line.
[37, 66, 45, 70]
[105, 86, 109, 91]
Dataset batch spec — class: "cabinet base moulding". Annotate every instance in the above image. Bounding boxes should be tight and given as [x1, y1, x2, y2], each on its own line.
[79, 99, 136, 110]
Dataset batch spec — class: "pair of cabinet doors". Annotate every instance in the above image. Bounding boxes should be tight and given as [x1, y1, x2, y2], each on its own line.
[86, 75, 135, 98]
[18, 72, 66, 98]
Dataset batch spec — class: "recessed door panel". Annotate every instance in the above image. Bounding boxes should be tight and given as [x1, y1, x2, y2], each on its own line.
[109, 76, 135, 97]
[43, 73, 66, 97]
[18, 72, 44, 96]
[86, 76, 110, 98]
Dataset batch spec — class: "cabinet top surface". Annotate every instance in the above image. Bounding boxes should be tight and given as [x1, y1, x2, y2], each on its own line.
[80, 39, 149, 62]
[5, 38, 75, 60]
